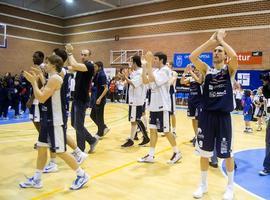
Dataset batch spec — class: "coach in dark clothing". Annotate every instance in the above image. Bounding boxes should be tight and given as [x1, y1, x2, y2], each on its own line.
[66, 44, 98, 153]
[90, 61, 109, 138]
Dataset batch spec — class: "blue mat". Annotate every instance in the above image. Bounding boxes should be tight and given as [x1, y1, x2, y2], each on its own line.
[222, 148, 270, 200]
[0, 109, 30, 125]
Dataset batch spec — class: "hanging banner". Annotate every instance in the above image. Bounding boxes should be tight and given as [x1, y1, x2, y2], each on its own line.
[237, 51, 262, 65]
[173, 52, 213, 68]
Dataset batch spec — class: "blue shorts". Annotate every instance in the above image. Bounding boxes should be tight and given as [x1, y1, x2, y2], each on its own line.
[196, 110, 233, 158]
[244, 114, 252, 121]
[149, 111, 170, 133]
[129, 105, 143, 122]
[38, 124, 67, 153]
[187, 100, 201, 119]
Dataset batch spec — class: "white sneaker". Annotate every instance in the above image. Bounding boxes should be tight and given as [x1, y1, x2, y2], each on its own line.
[167, 152, 182, 164]
[138, 154, 155, 163]
[43, 162, 58, 173]
[19, 176, 42, 189]
[193, 184, 207, 199]
[76, 152, 88, 165]
[70, 173, 90, 190]
[247, 128, 253, 133]
[223, 186, 234, 200]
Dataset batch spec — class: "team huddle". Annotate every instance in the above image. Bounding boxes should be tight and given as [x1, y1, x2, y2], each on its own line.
[19, 29, 237, 200]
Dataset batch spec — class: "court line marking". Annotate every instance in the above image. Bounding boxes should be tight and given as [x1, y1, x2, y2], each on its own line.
[0, 104, 128, 136]
[219, 147, 266, 200]
[0, 113, 127, 136]
[30, 147, 172, 200]
[0, 103, 126, 126]
[0, 115, 128, 143]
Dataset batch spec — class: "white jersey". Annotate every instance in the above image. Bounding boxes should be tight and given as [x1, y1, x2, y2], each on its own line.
[148, 66, 171, 112]
[40, 74, 64, 126]
[234, 89, 243, 100]
[128, 68, 146, 106]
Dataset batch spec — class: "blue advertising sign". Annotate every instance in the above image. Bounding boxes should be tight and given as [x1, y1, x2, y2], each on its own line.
[235, 70, 263, 90]
[173, 52, 213, 68]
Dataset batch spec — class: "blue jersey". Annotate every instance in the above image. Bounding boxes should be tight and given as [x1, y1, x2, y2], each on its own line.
[202, 65, 234, 112]
[242, 96, 253, 114]
[188, 77, 203, 105]
[60, 68, 72, 121]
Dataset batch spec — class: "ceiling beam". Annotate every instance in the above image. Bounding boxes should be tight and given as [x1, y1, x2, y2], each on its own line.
[92, 0, 117, 8]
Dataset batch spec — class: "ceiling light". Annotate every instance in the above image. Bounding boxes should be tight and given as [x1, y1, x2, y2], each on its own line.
[66, 0, 73, 3]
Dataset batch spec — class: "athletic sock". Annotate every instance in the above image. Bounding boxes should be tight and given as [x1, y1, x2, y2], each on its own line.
[149, 147, 155, 157]
[34, 169, 42, 180]
[76, 167, 84, 177]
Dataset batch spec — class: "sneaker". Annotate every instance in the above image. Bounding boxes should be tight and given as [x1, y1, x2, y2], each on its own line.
[223, 186, 234, 200]
[138, 154, 155, 163]
[209, 161, 218, 168]
[244, 128, 253, 133]
[161, 133, 166, 137]
[121, 139, 134, 147]
[256, 127, 262, 131]
[167, 152, 182, 164]
[259, 169, 270, 176]
[193, 184, 207, 199]
[75, 152, 88, 165]
[138, 137, 150, 146]
[88, 138, 99, 153]
[70, 173, 89, 190]
[247, 128, 253, 133]
[19, 176, 42, 189]
[43, 162, 58, 173]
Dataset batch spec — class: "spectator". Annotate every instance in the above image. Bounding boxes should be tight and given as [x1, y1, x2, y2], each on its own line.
[242, 89, 253, 133]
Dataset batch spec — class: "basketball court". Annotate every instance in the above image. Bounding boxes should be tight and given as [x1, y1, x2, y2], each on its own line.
[0, 0, 269, 199]
[0, 104, 265, 200]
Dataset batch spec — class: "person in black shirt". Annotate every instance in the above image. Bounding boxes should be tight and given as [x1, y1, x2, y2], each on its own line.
[65, 44, 99, 153]
[180, 64, 203, 146]
[12, 79, 22, 118]
[90, 61, 109, 139]
[19, 72, 30, 114]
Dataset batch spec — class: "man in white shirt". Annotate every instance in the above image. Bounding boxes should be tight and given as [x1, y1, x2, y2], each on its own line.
[120, 56, 150, 147]
[138, 51, 181, 164]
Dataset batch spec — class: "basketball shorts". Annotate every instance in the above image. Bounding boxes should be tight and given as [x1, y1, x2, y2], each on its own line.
[149, 111, 170, 133]
[195, 110, 233, 158]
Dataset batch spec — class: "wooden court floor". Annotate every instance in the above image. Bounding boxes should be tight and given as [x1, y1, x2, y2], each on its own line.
[0, 103, 265, 200]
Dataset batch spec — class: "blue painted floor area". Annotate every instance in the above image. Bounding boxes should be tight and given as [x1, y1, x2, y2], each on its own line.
[175, 106, 243, 115]
[0, 109, 30, 125]
[222, 148, 270, 200]
[0, 105, 243, 126]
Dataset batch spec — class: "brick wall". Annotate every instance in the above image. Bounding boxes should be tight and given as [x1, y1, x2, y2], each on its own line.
[0, 38, 62, 74]
[71, 28, 270, 70]
[0, 0, 269, 74]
